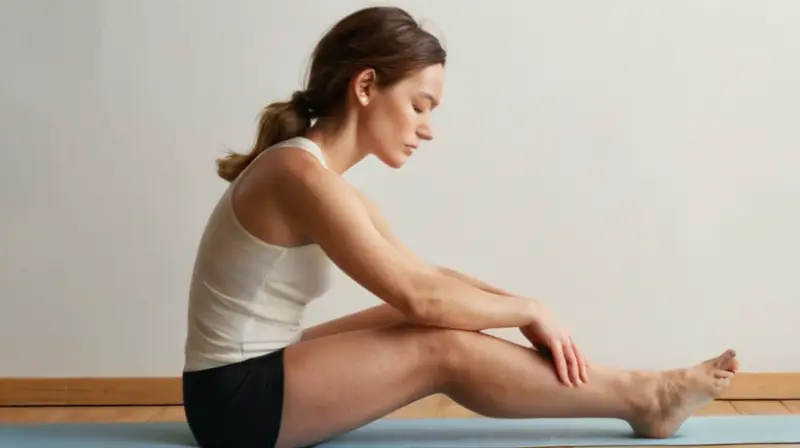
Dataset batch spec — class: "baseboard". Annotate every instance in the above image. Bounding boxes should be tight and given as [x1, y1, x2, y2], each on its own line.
[0, 373, 798, 406]
[0, 377, 181, 406]
[723, 373, 800, 400]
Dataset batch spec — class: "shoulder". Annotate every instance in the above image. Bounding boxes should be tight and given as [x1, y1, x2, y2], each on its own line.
[262, 147, 363, 218]
[266, 146, 330, 179]
[262, 146, 340, 194]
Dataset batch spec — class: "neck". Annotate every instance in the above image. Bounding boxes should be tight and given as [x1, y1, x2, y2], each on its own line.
[304, 116, 368, 174]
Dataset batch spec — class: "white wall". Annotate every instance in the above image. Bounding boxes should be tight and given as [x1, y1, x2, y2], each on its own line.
[1, 0, 798, 377]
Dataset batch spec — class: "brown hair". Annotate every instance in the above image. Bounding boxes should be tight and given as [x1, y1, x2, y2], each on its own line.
[216, 6, 447, 182]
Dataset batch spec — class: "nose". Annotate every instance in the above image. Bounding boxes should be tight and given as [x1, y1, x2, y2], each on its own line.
[417, 124, 434, 141]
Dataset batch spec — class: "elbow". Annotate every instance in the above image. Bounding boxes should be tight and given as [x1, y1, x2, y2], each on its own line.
[401, 271, 444, 324]
[405, 296, 443, 325]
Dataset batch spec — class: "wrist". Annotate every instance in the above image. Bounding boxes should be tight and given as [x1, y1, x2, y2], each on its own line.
[525, 299, 542, 326]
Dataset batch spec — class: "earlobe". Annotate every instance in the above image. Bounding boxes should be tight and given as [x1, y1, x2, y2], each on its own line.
[357, 91, 369, 106]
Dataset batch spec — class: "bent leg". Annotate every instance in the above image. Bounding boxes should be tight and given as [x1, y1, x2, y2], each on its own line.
[276, 325, 737, 448]
[277, 324, 448, 448]
[299, 304, 407, 342]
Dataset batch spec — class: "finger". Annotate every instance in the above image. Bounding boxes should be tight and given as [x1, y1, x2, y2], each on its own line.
[562, 339, 580, 386]
[565, 337, 584, 384]
[549, 342, 571, 386]
[572, 342, 589, 383]
[572, 341, 589, 383]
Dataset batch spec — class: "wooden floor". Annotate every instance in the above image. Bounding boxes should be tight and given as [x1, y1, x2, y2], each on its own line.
[1, 396, 798, 447]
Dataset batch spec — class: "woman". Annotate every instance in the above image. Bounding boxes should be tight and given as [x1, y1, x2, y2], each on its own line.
[181, 6, 739, 448]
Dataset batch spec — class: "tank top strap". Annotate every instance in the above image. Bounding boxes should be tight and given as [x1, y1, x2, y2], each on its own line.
[227, 136, 329, 189]
[269, 136, 328, 169]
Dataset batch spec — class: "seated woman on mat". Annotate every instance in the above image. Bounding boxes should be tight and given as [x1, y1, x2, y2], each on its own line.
[181, 6, 739, 448]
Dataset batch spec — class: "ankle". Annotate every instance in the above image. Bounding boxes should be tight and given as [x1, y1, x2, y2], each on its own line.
[620, 370, 665, 421]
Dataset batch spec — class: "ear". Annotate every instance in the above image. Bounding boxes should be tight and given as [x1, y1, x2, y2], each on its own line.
[352, 68, 377, 106]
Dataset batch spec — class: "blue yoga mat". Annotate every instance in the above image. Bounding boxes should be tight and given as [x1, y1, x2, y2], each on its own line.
[1, 415, 799, 447]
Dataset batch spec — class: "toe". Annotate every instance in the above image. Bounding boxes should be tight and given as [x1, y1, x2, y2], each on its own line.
[715, 349, 738, 372]
[714, 369, 734, 379]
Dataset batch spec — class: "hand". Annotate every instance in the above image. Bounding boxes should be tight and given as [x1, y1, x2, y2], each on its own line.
[520, 304, 589, 387]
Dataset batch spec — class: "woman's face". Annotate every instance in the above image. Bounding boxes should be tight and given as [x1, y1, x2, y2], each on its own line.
[356, 64, 444, 168]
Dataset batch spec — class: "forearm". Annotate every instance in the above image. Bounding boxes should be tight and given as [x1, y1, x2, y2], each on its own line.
[409, 270, 538, 331]
[436, 266, 517, 297]
[300, 267, 535, 342]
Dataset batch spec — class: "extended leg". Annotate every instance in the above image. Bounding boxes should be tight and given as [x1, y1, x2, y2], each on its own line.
[276, 324, 737, 448]
[442, 332, 738, 438]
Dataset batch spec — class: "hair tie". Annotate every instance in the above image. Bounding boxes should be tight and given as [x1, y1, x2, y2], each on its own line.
[291, 90, 313, 119]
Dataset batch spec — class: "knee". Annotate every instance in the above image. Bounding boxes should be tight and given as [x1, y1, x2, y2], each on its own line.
[416, 326, 476, 371]
[387, 323, 479, 374]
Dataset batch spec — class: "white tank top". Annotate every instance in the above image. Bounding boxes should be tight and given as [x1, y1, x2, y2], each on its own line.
[183, 137, 332, 372]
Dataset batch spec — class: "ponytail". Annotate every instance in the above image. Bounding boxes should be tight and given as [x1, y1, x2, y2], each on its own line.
[216, 90, 312, 182]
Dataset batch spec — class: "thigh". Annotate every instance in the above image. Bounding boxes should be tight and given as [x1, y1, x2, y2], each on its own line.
[299, 304, 406, 342]
[275, 324, 452, 448]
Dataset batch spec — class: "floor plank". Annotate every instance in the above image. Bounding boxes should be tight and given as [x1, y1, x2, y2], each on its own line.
[694, 400, 739, 415]
[147, 406, 186, 422]
[784, 400, 800, 414]
[0, 405, 162, 423]
[731, 400, 791, 415]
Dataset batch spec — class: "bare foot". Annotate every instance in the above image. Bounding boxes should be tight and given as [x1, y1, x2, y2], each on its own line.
[629, 349, 739, 438]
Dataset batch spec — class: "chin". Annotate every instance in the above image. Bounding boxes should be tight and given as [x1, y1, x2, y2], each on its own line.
[374, 148, 411, 169]
[381, 155, 407, 169]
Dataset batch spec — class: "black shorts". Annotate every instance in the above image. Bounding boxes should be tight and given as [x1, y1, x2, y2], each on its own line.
[182, 348, 286, 448]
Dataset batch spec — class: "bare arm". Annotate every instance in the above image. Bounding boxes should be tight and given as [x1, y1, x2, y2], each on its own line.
[436, 266, 520, 298]
[353, 189, 528, 300]
[298, 188, 536, 342]
[349, 191, 589, 387]
[273, 158, 538, 332]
